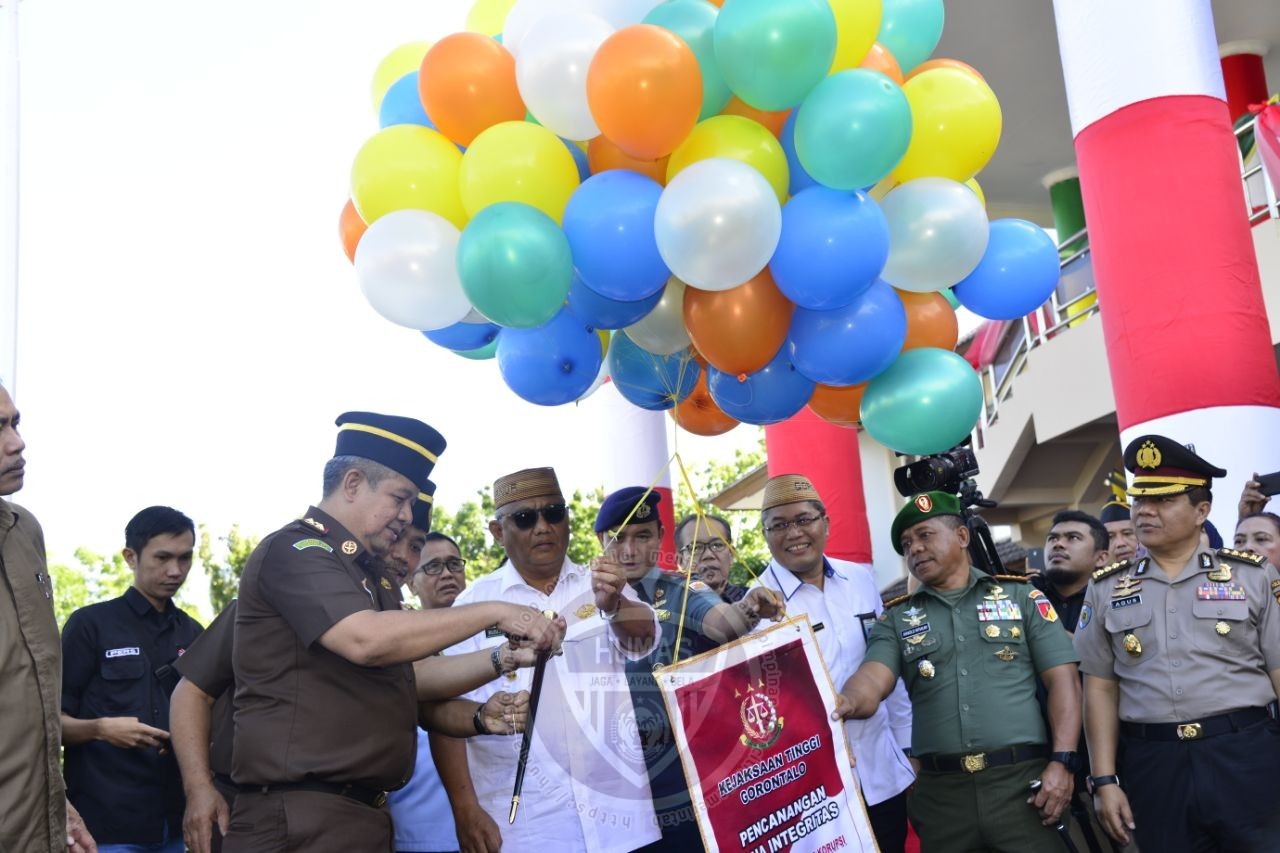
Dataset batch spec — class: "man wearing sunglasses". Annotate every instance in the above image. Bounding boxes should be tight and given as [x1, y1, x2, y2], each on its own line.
[435, 467, 662, 853]
[674, 514, 750, 604]
[758, 474, 916, 853]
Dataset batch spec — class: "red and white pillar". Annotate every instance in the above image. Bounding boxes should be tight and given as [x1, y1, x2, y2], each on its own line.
[1053, 0, 1280, 534]
[595, 382, 677, 569]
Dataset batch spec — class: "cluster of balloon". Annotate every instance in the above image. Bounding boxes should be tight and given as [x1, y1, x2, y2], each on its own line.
[341, 0, 1062, 456]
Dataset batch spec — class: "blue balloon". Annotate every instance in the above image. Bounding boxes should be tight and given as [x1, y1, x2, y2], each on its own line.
[562, 171, 669, 302]
[952, 219, 1061, 321]
[770, 188, 889, 310]
[787, 280, 906, 385]
[379, 72, 435, 130]
[707, 346, 815, 425]
[563, 138, 591, 183]
[567, 273, 663, 330]
[497, 308, 603, 405]
[607, 332, 699, 410]
[423, 319, 500, 351]
[877, 0, 945, 73]
[780, 111, 817, 196]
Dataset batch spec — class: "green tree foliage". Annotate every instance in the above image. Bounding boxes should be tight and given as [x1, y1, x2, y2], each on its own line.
[670, 439, 769, 586]
[49, 547, 131, 627]
[198, 524, 259, 613]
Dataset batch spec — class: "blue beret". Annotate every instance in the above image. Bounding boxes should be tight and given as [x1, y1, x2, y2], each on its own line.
[1202, 518, 1223, 550]
[411, 480, 437, 532]
[595, 486, 662, 534]
[334, 411, 446, 493]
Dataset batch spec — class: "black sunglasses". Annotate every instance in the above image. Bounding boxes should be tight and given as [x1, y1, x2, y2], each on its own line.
[501, 504, 568, 530]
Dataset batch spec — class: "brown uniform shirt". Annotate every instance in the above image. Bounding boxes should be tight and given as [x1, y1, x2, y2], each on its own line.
[175, 599, 237, 778]
[1074, 548, 1280, 723]
[231, 508, 416, 790]
[0, 500, 65, 852]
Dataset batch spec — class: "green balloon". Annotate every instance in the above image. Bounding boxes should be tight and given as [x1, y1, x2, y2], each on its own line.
[455, 338, 499, 360]
[860, 348, 983, 455]
[941, 287, 961, 310]
[457, 202, 573, 329]
[713, 0, 836, 112]
[644, 0, 733, 120]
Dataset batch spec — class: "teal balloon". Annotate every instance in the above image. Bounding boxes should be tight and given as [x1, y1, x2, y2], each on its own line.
[644, 0, 732, 120]
[860, 347, 982, 455]
[455, 338, 499, 360]
[713, 0, 836, 111]
[941, 287, 960, 310]
[795, 70, 911, 190]
[457, 202, 573, 329]
[877, 0, 945, 73]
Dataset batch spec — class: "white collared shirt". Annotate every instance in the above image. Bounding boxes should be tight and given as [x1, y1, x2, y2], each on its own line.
[760, 557, 916, 805]
[449, 558, 661, 852]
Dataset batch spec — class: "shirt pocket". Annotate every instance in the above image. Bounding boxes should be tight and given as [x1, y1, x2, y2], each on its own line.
[980, 620, 1027, 676]
[1190, 599, 1252, 653]
[1102, 605, 1155, 667]
[97, 654, 148, 715]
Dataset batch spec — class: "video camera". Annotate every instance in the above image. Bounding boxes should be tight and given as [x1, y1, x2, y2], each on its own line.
[893, 441, 1005, 575]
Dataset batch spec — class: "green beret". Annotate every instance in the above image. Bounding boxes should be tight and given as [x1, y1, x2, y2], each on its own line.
[891, 492, 963, 555]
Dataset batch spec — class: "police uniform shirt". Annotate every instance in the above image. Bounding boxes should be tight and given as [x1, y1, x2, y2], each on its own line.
[231, 507, 416, 791]
[760, 557, 916, 805]
[174, 599, 237, 779]
[61, 586, 204, 844]
[1074, 549, 1280, 723]
[865, 569, 1079, 757]
[448, 557, 662, 853]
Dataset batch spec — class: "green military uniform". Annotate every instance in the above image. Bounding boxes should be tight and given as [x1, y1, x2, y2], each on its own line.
[865, 567, 1079, 852]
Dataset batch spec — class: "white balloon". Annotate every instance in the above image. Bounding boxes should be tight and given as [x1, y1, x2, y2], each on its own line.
[593, 0, 664, 28]
[503, 0, 589, 57]
[879, 177, 991, 293]
[625, 277, 690, 355]
[654, 158, 782, 291]
[354, 210, 471, 331]
[575, 349, 612, 401]
[516, 11, 613, 141]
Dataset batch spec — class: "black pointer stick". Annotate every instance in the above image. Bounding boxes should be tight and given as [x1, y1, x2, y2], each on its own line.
[509, 610, 556, 824]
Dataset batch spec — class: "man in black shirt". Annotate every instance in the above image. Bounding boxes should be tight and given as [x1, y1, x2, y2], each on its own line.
[62, 506, 204, 851]
[1034, 510, 1110, 633]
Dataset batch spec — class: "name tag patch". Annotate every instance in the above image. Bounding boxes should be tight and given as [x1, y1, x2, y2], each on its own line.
[900, 623, 931, 640]
[1111, 595, 1141, 609]
[105, 647, 140, 658]
[977, 601, 1022, 621]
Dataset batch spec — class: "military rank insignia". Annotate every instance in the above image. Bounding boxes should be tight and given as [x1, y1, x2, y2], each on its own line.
[292, 538, 333, 553]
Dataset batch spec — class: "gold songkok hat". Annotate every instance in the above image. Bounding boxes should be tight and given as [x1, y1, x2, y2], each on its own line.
[761, 473, 822, 511]
[493, 467, 563, 509]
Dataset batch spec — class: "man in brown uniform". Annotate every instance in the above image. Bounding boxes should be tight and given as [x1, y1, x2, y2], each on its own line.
[1075, 435, 1280, 851]
[223, 413, 563, 853]
[0, 381, 95, 853]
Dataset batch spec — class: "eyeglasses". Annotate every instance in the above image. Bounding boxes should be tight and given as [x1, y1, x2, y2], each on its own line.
[419, 557, 467, 576]
[764, 514, 826, 535]
[679, 540, 729, 557]
[500, 504, 568, 530]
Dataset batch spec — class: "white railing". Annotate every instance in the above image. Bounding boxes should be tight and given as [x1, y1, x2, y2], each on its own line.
[970, 112, 1278, 450]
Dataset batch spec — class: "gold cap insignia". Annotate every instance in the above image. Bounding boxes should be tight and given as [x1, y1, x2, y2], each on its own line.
[914, 494, 934, 512]
[341, 540, 358, 555]
[635, 502, 652, 520]
[1135, 440, 1162, 470]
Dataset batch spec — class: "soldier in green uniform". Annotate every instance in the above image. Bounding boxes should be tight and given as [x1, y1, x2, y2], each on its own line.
[834, 491, 1082, 853]
[1074, 435, 1280, 852]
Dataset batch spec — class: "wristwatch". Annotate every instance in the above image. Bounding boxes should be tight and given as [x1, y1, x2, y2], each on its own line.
[600, 605, 621, 622]
[1086, 774, 1120, 794]
[1048, 751, 1080, 773]
[472, 704, 490, 736]
[489, 645, 505, 676]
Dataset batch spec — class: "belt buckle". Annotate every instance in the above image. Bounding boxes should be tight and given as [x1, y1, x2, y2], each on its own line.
[962, 753, 987, 773]
[1176, 723, 1202, 740]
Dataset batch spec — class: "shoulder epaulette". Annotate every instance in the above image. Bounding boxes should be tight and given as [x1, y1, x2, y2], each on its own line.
[1092, 559, 1131, 581]
[991, 573, 1030, 583]
[301, 516, 328, 535]
[1218, 547, 1266, 566]
[883, 593, 911, 610]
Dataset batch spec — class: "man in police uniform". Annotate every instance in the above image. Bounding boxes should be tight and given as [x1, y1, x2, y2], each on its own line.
[1075, 435, 1280, 851]
[758, 474, 915, 853]
[596, 487, 783, 848]
[1099, 496, 1137, 564]
[224, 414, 563, 852]
[835, 491, 1082, 852]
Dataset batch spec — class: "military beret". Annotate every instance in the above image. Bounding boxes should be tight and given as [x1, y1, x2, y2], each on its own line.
[761, 474, 823, 511]
[1202, 518, 1224, 549]
[1099, 500, 1130, 524]
[334, 411, 445, 493]
[411, 480, 436, 532]
[1124, 434, 1225, 497]
[595, 486, 661, 534]
[493, 467, 563, 509]
[891, 492, 964, 555]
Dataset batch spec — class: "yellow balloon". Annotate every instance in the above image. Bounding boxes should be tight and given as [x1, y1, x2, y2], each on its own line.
[964, 177, 986, 208]
[667, 115, 789, 204]
[466, 0, 516, 36]
[370, 42, 432, 114]
[459, 121, 581, 223]
[597, 329, 611, 358]
[828, 0, 882, 73]
[350, 125, 466, 228]
[868, 174, 898, 201]
[893, 67, 1003, 183]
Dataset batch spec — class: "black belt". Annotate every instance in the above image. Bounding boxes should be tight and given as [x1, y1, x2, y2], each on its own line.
[1121, 705, 1276, 742]
[243, 779, 387, 808]
[918, 744, 1048, 774]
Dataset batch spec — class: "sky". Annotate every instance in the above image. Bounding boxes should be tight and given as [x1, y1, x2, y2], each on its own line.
[9, 0, 772, 567]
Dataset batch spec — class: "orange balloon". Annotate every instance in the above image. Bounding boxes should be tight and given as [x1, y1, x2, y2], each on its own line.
[587, 135, 669, 184]
[419, 32, 525, 147]
[339, 198, 367, 264]
[807, 383, 867, 428]
[587, 25, 703, 161]
[688, 344, 709, 369]
[907, 58, 986, 83]
[860, 42, 905, 85]
[670, 370, 739, 436]
[720, 96, 790, 140]
[684, 269, 794, 376]
[898, 290, 959, 352]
